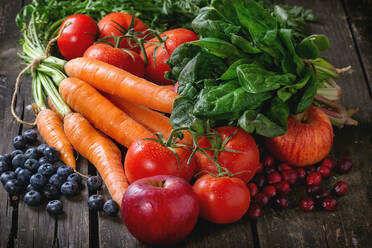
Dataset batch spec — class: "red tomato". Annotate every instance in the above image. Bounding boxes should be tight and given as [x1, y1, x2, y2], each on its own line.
[83, 43, 145, 77]
[141, 28, 199, 85]
[124, 138, 197, 183]
[196, 126, 260, 183]
[98, 12, 149, 52]
[58, 14, 98, 60]
[193, 174, 251, 224]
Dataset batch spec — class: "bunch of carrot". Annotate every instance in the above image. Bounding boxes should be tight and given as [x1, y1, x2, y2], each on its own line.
[35, 57, 183, 206]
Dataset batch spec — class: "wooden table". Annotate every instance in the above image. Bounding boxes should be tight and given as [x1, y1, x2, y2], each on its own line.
[1, 0, 371, 247]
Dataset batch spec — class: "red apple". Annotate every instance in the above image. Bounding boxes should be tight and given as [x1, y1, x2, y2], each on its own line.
[121, 175, 199, 246]
[265, 105, 333, 167]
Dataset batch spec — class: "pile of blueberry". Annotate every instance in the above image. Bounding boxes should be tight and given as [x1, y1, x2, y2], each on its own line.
[0, 129, 118, 217]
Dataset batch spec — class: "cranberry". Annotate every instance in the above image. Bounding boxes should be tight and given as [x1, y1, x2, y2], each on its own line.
[247, 182, 259, 198]
[278, 163, 292, 172]
[275, 181, 291, 195]
[267, 172, 282, 185]
[307, 172, 322, 186]
[264, 166, 276, 175]
[337, 158, 353, 174]
[321, 157, 334, 170]
[322, 196, 337, 211]
[296, 168, 306, 181]
[256, 162, 264, 174]
[273, 195, 288, 209]
[313, 189, 331, 201]
[299, 197, 314, 212]
[306, 165, 316, 175]
[255, 193, 269, 207]
[282, 169, 298, 185]
[262, 185, 276, 198]
[248, 203, 261, 220]
[263, 155, 275, 167]
[254, 174, 266, 188]
[306, 185, 321, 196]
[333, 181, 348, 196]
[317, 166, 331, 178]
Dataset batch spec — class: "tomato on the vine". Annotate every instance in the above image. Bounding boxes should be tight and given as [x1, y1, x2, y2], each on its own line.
[83, 43, 145, 77]
[193, 174, 251, 224]
[58, 14, 98, 60]
[98, 12, 149, 53]
[141, 28, 199, 85]
[124, 138, 196, 183]
[196, 126, 260, 183]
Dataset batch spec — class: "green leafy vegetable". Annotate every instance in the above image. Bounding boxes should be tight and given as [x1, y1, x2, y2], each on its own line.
[296, 34, 330, 59]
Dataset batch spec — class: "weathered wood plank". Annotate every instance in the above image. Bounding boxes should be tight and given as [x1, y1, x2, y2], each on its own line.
[0, 1, 27, 247]
[257, 0, 372, 247]
[343, 0, 372, 91]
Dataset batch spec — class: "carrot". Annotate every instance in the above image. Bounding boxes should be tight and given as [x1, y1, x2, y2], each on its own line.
[64, 113, 128, 206]
[59, 77, 152, 148]
[64, 57, 179, 113]
[161, 85, 175, 91]
[47, 97, 63, 120]
[36, 109, 76, 169]
[105, 93, 193, 146]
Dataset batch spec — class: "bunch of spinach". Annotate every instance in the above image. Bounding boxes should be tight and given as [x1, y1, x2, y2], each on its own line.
[168, 0, 338, 137]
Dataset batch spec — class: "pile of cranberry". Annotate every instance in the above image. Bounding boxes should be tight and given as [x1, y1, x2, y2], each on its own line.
[247, 155, 352, 219]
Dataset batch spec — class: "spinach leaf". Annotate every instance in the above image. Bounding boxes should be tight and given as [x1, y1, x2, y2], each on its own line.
[211, 0, 240, 25]
[296, 34, 330, 59]
[193, 80, 271, 120]
[165, 42, 201, 82]
[231, 34, 261, 54]
[311, 58, 339, 82]
[238, 111, 287, 137]
[237, 64, 296, 93]
[277, 65, 312, 101]
[219, 58, 252, 80]
[190, 38, 242, 59]
[177, 51, 227, 94]
[278, 29, 304, 75]
[192, 7, 240, 41]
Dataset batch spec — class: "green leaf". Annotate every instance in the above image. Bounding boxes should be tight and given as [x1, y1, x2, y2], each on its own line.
[219, 58, 252, 80]
[237, 64, 296, 93]
[296, 34, 330, 59]
[190, 38, 242, 58]
[231, 34, 261, 54]
[211, 0, 240, 25]
[311, 58, 339, 82]
[290, 67, 317, 114]
[278, 28, 304, 75]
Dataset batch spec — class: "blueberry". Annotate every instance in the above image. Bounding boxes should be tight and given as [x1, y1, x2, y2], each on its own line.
[46, 200, 63, 215]
[1, 171, 16, 185]
[61, 181, 79, 196]
[42, 184, 60, 200]
[0, 161, 11, 174]
[38, 156, 50, 165]
[37, 163, 56, 178]
[67, 173, 82, 185]
[11, 150, 23, 158]
[0, 154, 11, 165]
[13, 135, 26, 150]
[12, 154, 27, 169]
[57, 165, 74, 177]
[25, 148, 40, 160]
[30, 173, 46, 189]
[37, 144, 48, 155]
[26, 184, 39, 192]
[43, 146, 59, 163]
[5, 179, 23, 195]
[16, 168, 32, 185]
[22, 129, 37, 144]
[87, 176, 102, 191]
[103, 200, 119, 216]
[24, 159, 39, 172]
[49, 174, 66, 188]
[88, 194, 104, 211]
[24, 190, 43, 206]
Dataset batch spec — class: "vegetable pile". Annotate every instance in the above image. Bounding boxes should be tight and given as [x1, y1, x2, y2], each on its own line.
[168, 0, 357, 138]
[0, 0, 359, 246]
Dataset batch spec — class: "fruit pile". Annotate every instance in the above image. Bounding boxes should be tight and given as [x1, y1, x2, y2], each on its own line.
[0, 130, 118, 216]
[247, 155, 352, 219]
